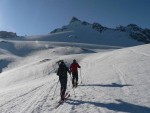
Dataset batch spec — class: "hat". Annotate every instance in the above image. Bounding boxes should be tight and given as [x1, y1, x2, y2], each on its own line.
[57, 60, 64, 64]
[73, 59, 76, 62]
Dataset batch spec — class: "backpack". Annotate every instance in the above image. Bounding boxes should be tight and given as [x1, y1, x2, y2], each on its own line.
[70, 63, 80, 73]
[57, 64, 67, 77]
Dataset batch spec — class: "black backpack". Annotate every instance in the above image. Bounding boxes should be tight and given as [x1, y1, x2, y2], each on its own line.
[57, 64, 67, 77]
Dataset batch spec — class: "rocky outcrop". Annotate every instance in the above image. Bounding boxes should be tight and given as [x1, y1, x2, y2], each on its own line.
[69, 17, 81, 24]
[116, 24, 150, 43]
[92, 22, 107, 32]
[0, 31, 17, 38]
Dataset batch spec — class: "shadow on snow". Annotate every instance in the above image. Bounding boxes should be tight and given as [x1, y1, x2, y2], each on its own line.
[79, 83, 133, 88]
[66, 99, 150, 113]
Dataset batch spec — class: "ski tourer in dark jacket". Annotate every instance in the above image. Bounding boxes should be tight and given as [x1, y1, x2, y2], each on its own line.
[70, 59, 81, 87]
[57, 60, 70, 101]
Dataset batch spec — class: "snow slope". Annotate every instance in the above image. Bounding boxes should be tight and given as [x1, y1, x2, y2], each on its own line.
[23, 26, 142, 47]
[0, 38, 150, 113]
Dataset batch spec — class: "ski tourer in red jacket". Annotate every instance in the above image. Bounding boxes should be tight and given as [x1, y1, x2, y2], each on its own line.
[70, 59, 81, 87]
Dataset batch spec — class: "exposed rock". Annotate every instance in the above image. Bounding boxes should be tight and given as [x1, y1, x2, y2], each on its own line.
[82, 21, 90, 26]
[92, 22, 107, 32]
[69, 17, 81, 24]
[0, 31, 17, 38]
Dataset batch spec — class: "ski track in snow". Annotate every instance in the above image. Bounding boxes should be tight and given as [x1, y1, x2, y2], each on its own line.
[112, 64, 130, 96]
[20, 81, 57, 113]
[0, 84, 45, 113]
[0, 78, 59, 113]
[129, 49, 150, 57]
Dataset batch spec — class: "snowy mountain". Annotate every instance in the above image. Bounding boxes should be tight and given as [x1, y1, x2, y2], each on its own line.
[116, 24, 150, 43]
[49, 17, 150, 46]
[50, 17, 107, 33]
[1, 17, 150, 47]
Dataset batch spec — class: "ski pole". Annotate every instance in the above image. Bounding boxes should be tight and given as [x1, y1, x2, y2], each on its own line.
[80, 68, 83, 84]
[52, 79, 59, 100]
[70, 74, 76, 97]
[69, 74, 72, 88]
[68, 75, 72, 87]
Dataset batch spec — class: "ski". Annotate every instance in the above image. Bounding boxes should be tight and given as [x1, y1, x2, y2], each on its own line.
[55, 93, 70, 109]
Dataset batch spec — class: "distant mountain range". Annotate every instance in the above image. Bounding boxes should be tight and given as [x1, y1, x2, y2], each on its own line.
[50, 17, 150, 44]
[1, 17, 150, 47]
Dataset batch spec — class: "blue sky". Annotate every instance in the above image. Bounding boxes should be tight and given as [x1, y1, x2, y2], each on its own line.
[0, 0, 150, 36]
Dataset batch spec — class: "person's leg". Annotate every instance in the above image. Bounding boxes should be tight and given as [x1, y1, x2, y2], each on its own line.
[72, 74, 75, 87]
[59, 78, 63, 99]
[61, 78, 67, 100]
[73, 72, 78, 87]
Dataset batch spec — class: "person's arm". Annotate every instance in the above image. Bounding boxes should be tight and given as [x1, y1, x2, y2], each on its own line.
[67, 67, 71, 75]
[57, 68, 60, 76]
[77, 63, 81, 68]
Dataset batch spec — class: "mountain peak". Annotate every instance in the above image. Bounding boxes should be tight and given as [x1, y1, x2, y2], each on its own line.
[126, 24, 142, 31]
[69, 17, 81, 24]
[127, 24, 139, 28]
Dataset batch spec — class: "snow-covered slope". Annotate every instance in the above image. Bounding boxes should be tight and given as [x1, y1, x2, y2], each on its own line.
[0, 37, 150, 113]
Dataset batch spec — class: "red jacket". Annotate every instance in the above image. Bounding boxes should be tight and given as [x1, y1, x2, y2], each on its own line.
[70, 63, 80, 73]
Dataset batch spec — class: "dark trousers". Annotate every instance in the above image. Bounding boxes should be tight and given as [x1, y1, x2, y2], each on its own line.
[72, 72, 78, 86]
[59, 77, 67, 99]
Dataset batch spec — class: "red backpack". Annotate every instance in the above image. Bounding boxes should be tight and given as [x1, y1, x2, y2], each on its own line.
[70, 63, 80, 73]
